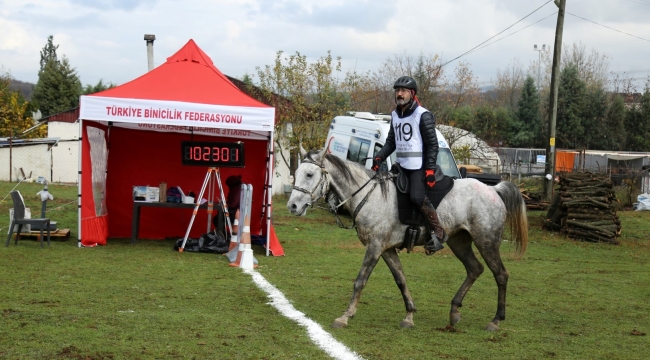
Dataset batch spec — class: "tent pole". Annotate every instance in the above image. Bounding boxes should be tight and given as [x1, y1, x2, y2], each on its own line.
[77, 119, 83, 248]
[266, 132, 275, 257]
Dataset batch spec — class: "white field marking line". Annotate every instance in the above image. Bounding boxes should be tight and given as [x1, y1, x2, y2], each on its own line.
[244, 269, 364, 360]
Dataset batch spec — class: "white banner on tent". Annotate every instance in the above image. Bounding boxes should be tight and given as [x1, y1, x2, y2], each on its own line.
[96, 121, 270, 140]
[80, 96, 275, 132]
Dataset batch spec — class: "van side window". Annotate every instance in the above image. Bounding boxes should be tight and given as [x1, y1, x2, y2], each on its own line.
[347, 137, 371, 165]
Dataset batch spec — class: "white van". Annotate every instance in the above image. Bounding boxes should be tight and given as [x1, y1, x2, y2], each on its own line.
[325, 112, 462, 179]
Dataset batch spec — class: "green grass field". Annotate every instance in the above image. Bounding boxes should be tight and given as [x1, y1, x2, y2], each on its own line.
[1, 181, 649, 359]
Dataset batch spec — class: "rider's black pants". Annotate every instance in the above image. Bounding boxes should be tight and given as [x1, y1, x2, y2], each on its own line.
[402, 168, 427, 207]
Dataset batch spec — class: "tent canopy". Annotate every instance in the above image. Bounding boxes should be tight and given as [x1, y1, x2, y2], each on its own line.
[78, 39, 276, 247]
[80, 39, 274, 135]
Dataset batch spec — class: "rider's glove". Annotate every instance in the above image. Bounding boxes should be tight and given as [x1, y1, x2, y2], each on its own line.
[371, 157, 382, 172]
[425, 169, 436, 188]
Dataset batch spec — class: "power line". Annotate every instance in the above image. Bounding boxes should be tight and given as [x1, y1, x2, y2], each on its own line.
[620, 0, 650, 7]
[440, 0, 553, 68]
[466, 11, 558, 56]
[567, 12, 650, 43]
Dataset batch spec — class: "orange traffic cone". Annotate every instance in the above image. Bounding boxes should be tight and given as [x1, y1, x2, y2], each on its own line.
[227, 209, 240, 253]
[229, 214, 257, 269]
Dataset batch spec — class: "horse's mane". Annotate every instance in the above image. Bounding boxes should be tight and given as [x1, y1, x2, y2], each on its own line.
[303, 151, 389, 198]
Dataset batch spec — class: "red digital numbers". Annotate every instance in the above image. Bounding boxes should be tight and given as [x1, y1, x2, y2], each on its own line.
[182, 142, 243, 167]
[189, 146, 239, 162]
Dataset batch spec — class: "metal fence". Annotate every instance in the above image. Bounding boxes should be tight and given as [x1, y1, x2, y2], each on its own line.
[494, 147, 650, 191]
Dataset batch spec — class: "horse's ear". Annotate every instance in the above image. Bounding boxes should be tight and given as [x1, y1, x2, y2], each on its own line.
[299, 144, 308, 158]
[318, 147, 327, 160]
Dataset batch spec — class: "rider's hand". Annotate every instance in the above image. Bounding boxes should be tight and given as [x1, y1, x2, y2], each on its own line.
[371, 157, 382, 171]
[425, 169, 436, 188]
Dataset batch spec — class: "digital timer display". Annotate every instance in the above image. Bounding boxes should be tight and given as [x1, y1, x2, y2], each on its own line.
[181, 141, 245, 167]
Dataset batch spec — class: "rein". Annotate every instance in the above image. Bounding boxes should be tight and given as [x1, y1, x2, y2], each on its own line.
[295, 158, 380, 230]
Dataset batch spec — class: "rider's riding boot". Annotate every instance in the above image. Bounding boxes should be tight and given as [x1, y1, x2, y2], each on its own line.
[420, 198, 448, 255]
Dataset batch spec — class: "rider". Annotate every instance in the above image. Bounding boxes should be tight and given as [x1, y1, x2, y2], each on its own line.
[372, 76, 448, 254]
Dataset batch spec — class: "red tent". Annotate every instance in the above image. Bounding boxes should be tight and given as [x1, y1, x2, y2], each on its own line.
[78, 39, 282, 255]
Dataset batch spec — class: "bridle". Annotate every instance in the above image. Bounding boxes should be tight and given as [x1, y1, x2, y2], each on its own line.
[292, 157, 379, 229]
[291, 159, 331, 210]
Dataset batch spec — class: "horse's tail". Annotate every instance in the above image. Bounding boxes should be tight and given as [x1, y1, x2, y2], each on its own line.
[494, 181, 528, 258]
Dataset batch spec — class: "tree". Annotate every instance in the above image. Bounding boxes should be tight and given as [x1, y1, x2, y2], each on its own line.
[556, 65, 586, 149]
[626, 85, 650, 151]
[581, 86, 608, 149]
[472, 105, 513, 146]
[343, 53, 445, 115]
[494, 58, 525, 111]
[40, 35, 59, 71]
[256, 50, 347, 151]
[602, 95, 626, 150]
[446, 61, 480, 110]
[82, 79, 115, 95]
[0, 72, 45, 138]
[562, 42, 610, 90]
[32, 56, 82, 117]
[512, 76, 541, 148]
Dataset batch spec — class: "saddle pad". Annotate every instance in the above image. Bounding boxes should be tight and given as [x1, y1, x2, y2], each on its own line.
[395, 176, 454, 226]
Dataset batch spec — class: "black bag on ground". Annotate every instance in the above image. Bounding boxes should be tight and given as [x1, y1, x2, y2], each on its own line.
[173, 230, 229, 254]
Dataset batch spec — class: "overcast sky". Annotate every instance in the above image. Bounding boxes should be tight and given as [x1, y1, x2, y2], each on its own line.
[2, 0, 649, 90]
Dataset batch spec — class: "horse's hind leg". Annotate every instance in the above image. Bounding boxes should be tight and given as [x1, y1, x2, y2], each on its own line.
[332, 245, 382, 329]
[447, 231, 484, 327]
[475, 239, 509, 332]
[381, 248, 416, 328]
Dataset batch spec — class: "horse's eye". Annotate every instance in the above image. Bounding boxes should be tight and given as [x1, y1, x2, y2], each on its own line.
[306, 173, 313, 178]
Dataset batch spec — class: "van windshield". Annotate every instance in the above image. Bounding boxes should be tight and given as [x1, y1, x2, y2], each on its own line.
[438, 148, 461, 178]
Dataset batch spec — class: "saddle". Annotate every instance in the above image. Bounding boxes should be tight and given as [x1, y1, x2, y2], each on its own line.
[393, 164, 454, 226]
[392, 164, 454, 252]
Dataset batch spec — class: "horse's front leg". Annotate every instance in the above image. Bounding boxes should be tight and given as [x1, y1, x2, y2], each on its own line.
[381, 248, 416, 328]
[331, 245, 382, 329]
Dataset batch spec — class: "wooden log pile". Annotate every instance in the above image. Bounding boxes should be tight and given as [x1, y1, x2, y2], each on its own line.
[543, 172, 620, 244]
[520, 188, 550, 210]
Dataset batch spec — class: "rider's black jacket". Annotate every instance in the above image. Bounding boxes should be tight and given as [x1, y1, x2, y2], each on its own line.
[375, 99, 439, 171]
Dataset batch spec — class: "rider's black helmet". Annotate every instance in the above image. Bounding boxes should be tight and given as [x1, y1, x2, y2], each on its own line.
[393, 76, 417, 94]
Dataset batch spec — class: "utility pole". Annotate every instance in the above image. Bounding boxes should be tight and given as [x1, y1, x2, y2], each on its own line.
[534, 44, 546, 91]
[545, 0, 566, 200]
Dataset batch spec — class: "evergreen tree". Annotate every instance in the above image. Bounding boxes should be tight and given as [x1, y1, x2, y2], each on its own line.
[582, 86, 608, 149]
[556, 65, 586, 149]
[32, 56, 82, 117]
[601, 95, 626, 150]
[82, 79, 115, 95]
[40, 35, 59, 71]
[511, 76, 541, 148]
[624, 104, 645, 151]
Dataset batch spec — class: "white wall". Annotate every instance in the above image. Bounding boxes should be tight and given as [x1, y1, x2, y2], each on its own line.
[0, 144, 52, 182]
[49, 121, 80, 183]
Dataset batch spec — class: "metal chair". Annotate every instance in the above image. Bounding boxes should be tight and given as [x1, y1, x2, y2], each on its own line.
[5, 190, 51, 248]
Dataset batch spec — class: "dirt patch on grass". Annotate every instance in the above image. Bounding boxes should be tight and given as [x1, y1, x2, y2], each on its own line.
[436, 324, 463, 333]
[57, 345, 115, 359]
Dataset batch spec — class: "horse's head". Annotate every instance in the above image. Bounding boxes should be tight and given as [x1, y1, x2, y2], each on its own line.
[287, 148, 329, 216]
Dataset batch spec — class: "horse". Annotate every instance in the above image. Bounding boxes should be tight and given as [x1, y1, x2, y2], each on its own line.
[286, 148, 528, 331]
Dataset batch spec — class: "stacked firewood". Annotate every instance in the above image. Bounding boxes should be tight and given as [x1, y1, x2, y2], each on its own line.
[520, 188, 550, 210]
[544, 172, 620, 244]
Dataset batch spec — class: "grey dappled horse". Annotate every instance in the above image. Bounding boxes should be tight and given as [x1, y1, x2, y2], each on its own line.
[287, 149, 528, 331]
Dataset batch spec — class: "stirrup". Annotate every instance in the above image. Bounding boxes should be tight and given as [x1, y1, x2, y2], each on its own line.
[424, 234, 445, 255]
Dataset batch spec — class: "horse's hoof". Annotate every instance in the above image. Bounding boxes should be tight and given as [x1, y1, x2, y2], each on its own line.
[331, 319, 348, 329]
[450, 312, 461, 326]
[485, 322, 499, 331]
[399, 319, 414, 329]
